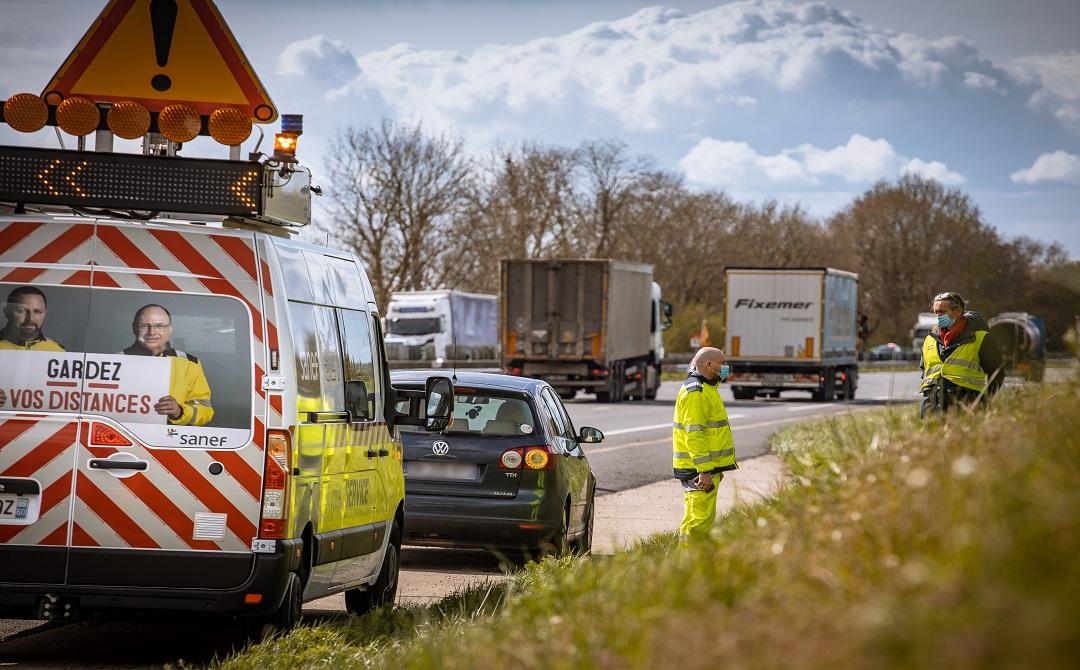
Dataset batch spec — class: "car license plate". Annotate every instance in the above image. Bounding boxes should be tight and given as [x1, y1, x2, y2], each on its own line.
[0, 493, 30, 520]
[406, 461, 478, 481]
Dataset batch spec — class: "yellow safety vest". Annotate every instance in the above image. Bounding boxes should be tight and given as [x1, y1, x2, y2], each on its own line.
[0, 335, 65, 351]
[921, 331, 989, 394]
[672, 377, 737, 473]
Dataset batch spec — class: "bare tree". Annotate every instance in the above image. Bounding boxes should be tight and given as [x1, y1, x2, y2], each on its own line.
[323, 119, 476, 307]
[574, 139, 653, 257]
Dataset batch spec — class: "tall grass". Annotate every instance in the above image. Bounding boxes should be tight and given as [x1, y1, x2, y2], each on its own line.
[216, 377, 1080, 669]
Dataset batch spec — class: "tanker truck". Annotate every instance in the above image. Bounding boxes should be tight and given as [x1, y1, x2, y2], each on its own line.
[988, 312, 1046, 382]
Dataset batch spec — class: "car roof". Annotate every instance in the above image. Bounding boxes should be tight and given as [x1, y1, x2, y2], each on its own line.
[390, 370, 545, 395]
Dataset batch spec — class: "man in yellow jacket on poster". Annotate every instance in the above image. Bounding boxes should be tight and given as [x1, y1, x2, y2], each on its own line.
[122, 304, 214, 427]
[672, 346, 737, 541]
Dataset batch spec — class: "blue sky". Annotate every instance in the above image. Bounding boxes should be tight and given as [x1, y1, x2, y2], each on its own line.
[2, 0, 1078, 256]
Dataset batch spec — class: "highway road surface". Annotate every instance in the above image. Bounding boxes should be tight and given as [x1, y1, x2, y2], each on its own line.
[0, 369, 1008, 668]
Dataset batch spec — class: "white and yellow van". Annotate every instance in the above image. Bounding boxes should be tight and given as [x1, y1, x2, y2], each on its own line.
[0, 180, 451, 636]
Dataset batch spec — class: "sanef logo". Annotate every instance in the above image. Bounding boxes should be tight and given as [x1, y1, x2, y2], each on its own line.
[432, 441, 450, 456]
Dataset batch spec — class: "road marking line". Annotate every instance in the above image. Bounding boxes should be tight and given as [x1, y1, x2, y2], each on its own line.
[786, 405, 823, 412]
[592, 406, 612, 412]
[875, 395, 891, 401]
[602, 422, 672, 436]
[585, 409, 869, 456]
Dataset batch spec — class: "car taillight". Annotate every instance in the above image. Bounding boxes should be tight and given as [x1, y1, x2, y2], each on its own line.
[500, 448, 523, 469]
[523, 446, 555, 471]
[259, 429, 291, 539]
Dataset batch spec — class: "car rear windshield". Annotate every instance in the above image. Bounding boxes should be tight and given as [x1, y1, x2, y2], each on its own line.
[398, 391, 537, 437]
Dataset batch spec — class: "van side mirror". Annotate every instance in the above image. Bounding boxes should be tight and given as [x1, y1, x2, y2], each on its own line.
[346, 379, 369, 422]
[577, 426, 604, 444]
[424, 377, 454, 432]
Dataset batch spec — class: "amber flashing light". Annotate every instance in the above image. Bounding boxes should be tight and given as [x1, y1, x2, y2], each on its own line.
[107, 101, 151, 139]
[3, 93, 49, 133]
[56, 97, 100, 136]
[158, 104, 201, 143]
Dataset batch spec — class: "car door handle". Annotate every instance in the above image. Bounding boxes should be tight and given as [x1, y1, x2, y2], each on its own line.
[89, 459, 148, 472]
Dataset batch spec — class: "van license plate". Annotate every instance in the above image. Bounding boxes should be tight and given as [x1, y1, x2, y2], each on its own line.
[0, 494, 30, 520]
[406, 461, 478, 481]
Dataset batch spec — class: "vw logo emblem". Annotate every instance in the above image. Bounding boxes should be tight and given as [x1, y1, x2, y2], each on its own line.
[432, 441, 450, 455]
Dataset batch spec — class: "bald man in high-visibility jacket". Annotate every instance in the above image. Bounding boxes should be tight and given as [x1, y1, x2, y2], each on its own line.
[121, 304, 214, 427]
[672, 346, 737, 541]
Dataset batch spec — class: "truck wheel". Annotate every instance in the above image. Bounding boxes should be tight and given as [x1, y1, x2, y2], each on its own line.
[558, 389, 576, 401]
[344, 520, 401, 616]
[813, 372, 834, 402]
[245, 571, 302, 641]
[732, 387, 756, 400]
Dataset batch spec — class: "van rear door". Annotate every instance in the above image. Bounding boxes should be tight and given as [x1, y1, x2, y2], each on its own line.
[63, 222, 266, 589]
[0, 218, 95, 585]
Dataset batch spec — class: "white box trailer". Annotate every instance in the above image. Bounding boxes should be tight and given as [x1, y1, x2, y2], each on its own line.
[723, 267, 859, 401]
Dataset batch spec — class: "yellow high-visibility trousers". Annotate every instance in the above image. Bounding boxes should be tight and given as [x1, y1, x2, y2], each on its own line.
[679, 474, 721, 540]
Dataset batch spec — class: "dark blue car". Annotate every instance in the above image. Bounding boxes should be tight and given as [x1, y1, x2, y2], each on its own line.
[391, 371, 601, 559]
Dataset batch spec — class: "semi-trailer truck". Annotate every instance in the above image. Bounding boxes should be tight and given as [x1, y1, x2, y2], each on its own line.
[724, 267, 859, 401]
[501, 259, 672, 402]
[384, 290, 498, 364]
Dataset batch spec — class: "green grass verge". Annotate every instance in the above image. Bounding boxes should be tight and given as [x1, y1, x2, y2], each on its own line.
[214, 377, 1080, 670]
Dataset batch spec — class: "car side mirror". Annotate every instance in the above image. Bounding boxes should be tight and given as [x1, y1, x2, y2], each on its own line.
[345, 380, 369, 422]
[577, 426, 604, 444]
[424, 376, 454, 432]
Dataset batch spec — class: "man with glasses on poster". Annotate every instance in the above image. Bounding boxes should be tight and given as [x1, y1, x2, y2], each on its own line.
[122, 304, 215, 427]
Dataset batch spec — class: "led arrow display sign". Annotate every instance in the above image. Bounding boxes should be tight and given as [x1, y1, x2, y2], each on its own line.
[0, 145, 261, 215]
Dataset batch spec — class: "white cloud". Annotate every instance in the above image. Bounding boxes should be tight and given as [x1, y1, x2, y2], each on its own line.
[902, 158, 966, 185]
[679, 134, 964, 187]
[1010, 151, 1080, 184]
[800, 135, 899, 183]
[963, 71, 1005, 95]
[293, 0, 1020, 134]
[277, 34, 359, 86]
[1008, 50, 1080, 128]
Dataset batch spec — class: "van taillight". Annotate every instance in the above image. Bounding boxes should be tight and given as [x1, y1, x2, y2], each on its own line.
[259, 430, 291, 539]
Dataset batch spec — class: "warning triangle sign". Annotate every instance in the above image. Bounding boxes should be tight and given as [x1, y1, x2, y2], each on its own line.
[42, 0, 277, 123]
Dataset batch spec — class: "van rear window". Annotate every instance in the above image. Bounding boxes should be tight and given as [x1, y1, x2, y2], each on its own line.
[0, 283, 253, 448]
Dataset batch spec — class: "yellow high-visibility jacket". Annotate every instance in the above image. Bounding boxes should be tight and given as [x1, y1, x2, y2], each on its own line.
[672, 374, 737, 478]
[122, 344, 214, 426]
[0, 332, 65, 351]
[921, 332, 989, 394]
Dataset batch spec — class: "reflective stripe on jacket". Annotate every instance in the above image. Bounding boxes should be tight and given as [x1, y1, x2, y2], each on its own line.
[673, 376, 737, 475]
[921, 331, 989, 394]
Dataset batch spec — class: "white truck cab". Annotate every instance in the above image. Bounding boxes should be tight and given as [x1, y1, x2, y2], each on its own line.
[384, 290, 498, 364]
